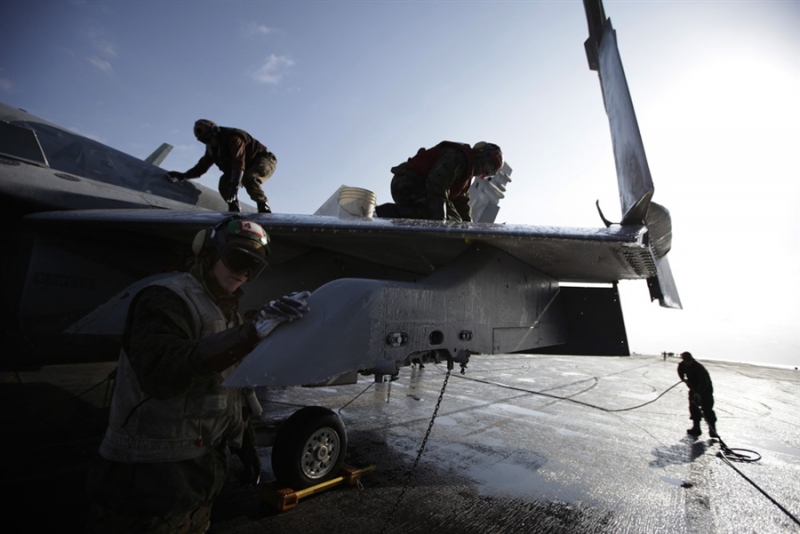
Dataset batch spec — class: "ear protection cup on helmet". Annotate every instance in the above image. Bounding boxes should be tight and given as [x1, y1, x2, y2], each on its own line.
[192, 217, 234, 257]
[192, 229, 209, 257]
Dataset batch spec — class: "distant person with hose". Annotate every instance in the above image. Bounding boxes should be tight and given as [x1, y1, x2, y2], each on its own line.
[677, 351, 718, 438]
[167, 119, 277, 213]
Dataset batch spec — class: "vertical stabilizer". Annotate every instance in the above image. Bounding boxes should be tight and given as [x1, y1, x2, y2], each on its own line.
[585, 6, 653, 225]
[583, 0, 681, 309]
[144, 143, 173, 167]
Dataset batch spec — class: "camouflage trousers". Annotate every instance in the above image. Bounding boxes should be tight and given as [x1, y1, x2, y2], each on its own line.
[85, 501, 212, 534]
[85, 448, 229, 534]
[389, 171, 427, 206]
[375, 172, 464, 221]
[218, 152, 276, 204]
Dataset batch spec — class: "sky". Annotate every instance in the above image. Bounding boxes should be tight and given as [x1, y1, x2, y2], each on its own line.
[1, 0, 798, 368]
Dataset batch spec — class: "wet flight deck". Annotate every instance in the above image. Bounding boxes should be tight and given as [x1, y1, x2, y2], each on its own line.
[2, 354, 798, 533]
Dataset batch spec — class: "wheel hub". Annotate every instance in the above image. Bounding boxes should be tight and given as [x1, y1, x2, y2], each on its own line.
[301, 427, 340, 480]
[315, 445, 329, 461]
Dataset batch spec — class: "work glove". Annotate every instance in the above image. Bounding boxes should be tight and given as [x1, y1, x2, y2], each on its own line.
[270, 291, 311, 320]
[252, 291, 311, 339]
[166, 171, 186, 182]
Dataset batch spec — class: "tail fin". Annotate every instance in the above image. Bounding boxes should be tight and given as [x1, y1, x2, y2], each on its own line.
[144, 143, 173, 167]
[583, 0, 681, 308]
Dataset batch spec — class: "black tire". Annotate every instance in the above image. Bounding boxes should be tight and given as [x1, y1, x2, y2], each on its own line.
[271, 406, 348, 489]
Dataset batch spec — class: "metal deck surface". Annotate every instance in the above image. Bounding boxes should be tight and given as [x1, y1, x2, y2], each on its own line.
[2, 354, 798, 533]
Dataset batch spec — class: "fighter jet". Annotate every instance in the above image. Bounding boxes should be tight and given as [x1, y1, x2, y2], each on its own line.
[2, 0, 680, 489]
[0, 103, 247, 364]
[221, 0, 686, 383]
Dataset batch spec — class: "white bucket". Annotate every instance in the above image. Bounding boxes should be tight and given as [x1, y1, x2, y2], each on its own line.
[338, 187, 377, 219]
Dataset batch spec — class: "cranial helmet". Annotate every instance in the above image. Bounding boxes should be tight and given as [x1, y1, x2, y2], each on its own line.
[194, 119, 219, 144]
[192, 216, 270, 279]
[473, 142, 504, 174]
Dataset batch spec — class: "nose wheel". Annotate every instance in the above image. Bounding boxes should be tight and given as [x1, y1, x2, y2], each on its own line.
[271, 406, 348, 489]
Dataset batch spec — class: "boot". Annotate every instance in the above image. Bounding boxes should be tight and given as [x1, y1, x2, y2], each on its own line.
[687, 422, 701, 436]
[708, 425, 719, 439]
[227, 199, 241, 213]
[257, 201, 271, 214]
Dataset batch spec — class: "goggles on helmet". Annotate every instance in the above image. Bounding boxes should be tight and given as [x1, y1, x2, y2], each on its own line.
[218, 243, 268, 280]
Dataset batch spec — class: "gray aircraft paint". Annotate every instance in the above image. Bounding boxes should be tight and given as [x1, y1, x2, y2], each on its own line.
[224, 246, 563, 388]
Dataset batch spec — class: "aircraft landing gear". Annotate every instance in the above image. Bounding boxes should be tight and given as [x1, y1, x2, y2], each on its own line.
[271, 406, 348, 489]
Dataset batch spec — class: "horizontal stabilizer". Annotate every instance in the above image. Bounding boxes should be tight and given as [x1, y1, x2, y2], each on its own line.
[647, 255, 682, 309]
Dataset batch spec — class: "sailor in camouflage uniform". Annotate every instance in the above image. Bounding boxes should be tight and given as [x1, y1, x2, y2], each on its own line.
[375, 141, 503, 222]
[86, 216, 309, 533]
[167, 120, 277, 213]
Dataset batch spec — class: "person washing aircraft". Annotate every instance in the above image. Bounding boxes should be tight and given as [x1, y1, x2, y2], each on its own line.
[375, 141, 503, 222]
[677, 351, 719, 438]
[167, 119, 277, 213]
[86, 215, 310, 533]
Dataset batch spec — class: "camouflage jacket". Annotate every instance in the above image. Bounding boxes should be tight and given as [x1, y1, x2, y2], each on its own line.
[185, 127, 272, 177]
[391, 142, 475, 221]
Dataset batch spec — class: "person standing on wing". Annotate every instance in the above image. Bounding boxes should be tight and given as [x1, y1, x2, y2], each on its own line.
[167, 119, 277, 213]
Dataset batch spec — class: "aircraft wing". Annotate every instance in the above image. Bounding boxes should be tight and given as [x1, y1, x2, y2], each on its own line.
[24, 209, 653, 283]
[21, 208, 653, 375]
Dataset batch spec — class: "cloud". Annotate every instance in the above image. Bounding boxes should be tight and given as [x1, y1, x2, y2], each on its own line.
[88, 56, 113, 74]
[83, 27, 116, 74]
[253, 54, 294, 85]
[243, 22, 276, 37]
[95, 40, 117, 58]
[87, 28, 116, 58]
